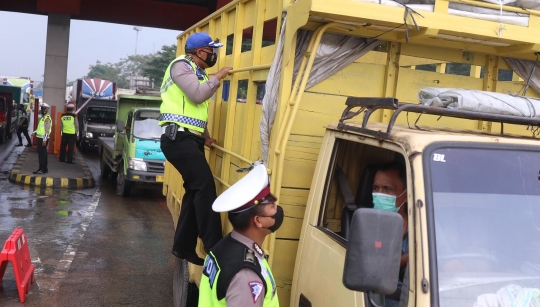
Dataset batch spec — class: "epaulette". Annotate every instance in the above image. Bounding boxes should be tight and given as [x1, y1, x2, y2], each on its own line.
[244, 248, 256, 264]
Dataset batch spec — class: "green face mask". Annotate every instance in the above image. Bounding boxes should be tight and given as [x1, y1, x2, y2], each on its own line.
[372, 190, 406, 212]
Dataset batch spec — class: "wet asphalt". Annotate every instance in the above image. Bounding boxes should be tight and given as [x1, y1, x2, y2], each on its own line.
[0, 141, 175, 306]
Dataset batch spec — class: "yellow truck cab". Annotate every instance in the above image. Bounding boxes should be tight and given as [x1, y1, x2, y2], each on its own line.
[162, 0, 540, 306]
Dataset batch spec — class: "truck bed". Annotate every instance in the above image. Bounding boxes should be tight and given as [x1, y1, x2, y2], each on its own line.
[98, 137, 115, 152]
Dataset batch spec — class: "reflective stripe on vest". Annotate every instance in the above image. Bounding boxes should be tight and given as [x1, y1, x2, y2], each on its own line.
[198, 252, 279, 307]
[36, 114, 52, 139]
[61, 113, 76, 134]
[159, 55, 209, 133]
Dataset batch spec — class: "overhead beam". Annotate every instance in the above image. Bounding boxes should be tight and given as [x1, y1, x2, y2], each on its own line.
[78, 0, 209, 30]
[497, 44, 540, 54]
[396, 28, 439, 42]
[37, 0, 80, 15]
[0, 0, 211, 30]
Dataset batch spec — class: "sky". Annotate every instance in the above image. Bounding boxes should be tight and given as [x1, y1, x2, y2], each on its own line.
[0, 11, 181, 82]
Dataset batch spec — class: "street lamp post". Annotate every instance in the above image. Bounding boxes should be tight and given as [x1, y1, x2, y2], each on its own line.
[133, 26, 142, 55]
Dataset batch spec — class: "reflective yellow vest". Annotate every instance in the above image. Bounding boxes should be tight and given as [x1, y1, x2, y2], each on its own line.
[159, 55, 209, 133]
[61, 113, 76, 134]
[198, 236, 279, 307]
[36, 114, 52, 139]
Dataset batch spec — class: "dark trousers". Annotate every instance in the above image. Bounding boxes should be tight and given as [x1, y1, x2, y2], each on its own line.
[17, 126, 31, 145]
[59, 133, 77, 162]
[160, 131, 222, 256]
[36, 137, 48, 172]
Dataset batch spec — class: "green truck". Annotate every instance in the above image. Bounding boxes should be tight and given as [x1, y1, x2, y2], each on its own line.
[98, 89, 166, 197]
[0, 85, 23, 144]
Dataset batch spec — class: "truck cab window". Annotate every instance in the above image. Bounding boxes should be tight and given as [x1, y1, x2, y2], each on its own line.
[86, 107, 116, 124]
[319, 138, 410, 307]
[133, 110, 161, 140]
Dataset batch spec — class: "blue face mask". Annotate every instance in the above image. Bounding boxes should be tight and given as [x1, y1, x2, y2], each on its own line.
[372, 190, 406, 212]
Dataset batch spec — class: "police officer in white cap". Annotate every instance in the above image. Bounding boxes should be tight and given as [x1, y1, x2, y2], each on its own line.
[198, 163, 282, 307]
[32, 102, 52, 174]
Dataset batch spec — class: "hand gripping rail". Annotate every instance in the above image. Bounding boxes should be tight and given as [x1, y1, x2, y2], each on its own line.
[337, 97, 540, 138]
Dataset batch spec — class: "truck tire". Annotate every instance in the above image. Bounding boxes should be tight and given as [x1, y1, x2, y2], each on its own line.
[80, 141, 88, 153]
[116, 167, 132, 197]
[100, 151, 111, 180]
[173, 258, 199, 307]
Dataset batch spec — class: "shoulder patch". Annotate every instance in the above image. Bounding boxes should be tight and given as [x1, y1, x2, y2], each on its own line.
[249, 281, 264, 303]
[183, 61, 193, 71]
[203, 255, 219, 289]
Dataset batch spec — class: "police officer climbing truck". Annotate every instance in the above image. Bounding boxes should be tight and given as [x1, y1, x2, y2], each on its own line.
[200, 163, 281, 307]
[59, 104, 79, 164]
[159, 32, 233, 266]
[32, 103, 52, 174]
[15, 103, 32, 147]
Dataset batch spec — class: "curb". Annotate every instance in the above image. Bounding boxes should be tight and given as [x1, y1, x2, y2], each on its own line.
[8, 148, 95, 189]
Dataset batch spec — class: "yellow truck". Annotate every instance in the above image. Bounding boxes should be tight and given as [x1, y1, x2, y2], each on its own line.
[162, 0, 540, 306]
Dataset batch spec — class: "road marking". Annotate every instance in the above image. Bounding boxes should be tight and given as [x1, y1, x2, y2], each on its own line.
[33, 188, 101, 291]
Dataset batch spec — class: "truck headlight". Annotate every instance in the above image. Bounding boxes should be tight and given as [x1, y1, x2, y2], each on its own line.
[0, 122, 4, 128]
[85, 132, 93, 138]
[129, 158, 147, 171]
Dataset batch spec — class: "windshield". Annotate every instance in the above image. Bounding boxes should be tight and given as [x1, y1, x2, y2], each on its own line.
[133, 110, 161, 139]
[87, 107, 116, 124]
[428, 147, 540, 307]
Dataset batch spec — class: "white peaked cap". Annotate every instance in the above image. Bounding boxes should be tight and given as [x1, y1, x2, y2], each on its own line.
[212, 164, 270, 213]
[41, 103, 50, 108]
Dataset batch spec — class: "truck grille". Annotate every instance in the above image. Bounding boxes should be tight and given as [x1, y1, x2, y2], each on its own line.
[147, 161, 165, 173]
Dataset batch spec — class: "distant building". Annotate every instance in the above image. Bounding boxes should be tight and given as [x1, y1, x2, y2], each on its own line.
[127, 75, 153, 90]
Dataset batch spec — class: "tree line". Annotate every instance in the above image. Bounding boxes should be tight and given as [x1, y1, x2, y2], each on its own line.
[79, 44, 176, 89]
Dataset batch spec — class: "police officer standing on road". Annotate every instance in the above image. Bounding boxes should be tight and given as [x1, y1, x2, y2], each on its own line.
[59, 104, 79, 164]
[199, 163, 282, 307]
[32, 103, 52, 174]
[159, 32, 233, 265]
[15, 104, 32, 147]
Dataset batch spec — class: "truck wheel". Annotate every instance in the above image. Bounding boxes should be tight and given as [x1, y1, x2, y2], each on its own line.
[80, 141, 88, 153]
[100, 151, 111, 180]
[173, 258, 199, 307]
[116, 168, 132, 197]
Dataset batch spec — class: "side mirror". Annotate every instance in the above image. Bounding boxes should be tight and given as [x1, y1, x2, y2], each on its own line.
[116, 120, 124, 133]
[342, 208, 403, 295]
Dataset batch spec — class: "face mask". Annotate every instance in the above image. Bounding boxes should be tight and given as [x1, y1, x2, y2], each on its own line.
[372, 190, 406, 213]
[260, 206, 284, 233]
[41, 109, 48, 115]
[200, 50, 217, 67]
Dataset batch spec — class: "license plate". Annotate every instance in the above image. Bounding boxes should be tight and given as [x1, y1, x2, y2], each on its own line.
[156, 175, 164, 182]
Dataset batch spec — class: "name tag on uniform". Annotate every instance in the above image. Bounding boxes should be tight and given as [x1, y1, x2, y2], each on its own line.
[62, 116, 72, 121]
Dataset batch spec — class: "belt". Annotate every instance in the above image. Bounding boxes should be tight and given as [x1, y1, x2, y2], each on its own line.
[161, 124, 202, 136]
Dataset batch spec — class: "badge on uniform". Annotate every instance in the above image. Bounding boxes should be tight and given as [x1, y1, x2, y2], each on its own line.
[203, 255, 219, 289]
[253, 243, 264, 257]
[249, 281, 264, 303]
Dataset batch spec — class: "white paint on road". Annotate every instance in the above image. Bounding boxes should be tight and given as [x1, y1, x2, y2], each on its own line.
[33, 188, 101, 291]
